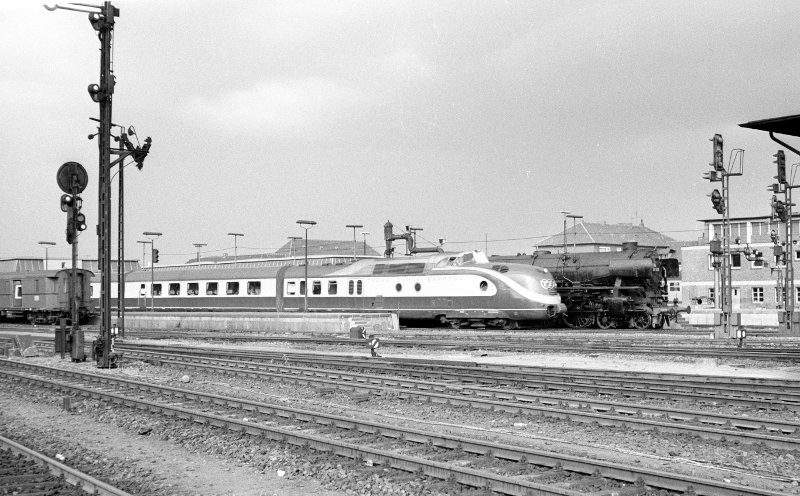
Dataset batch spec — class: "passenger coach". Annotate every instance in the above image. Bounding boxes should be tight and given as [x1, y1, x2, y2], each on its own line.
[108, 251, 564, 328]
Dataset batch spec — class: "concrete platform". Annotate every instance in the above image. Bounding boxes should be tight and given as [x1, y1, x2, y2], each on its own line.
[120, 311, 399, 334]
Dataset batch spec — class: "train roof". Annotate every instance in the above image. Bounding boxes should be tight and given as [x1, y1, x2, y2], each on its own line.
[0, 268, 95, 279]
[121, 251, 492, 283]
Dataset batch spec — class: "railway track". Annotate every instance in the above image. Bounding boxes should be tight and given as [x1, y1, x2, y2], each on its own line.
[115, 330, 800, 361]
[0, 434, 131, 496]
[0, 359, 790, 496]
[111, 344, 800, 451]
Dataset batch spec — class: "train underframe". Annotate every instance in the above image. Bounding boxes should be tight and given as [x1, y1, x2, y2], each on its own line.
[558, 286, 689, 330]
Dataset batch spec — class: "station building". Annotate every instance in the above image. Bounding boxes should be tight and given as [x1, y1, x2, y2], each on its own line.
[679, 215, 792, 313]
[534, 220, 675, 254]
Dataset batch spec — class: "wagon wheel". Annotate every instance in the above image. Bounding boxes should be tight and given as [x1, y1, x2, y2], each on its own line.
[630, 312, 653, 330]
[562, 312, 595, 328]
[596, 312, 614, 330]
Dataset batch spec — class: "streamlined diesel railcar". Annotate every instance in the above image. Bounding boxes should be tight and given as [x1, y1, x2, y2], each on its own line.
[0, 268, 95, 324]
[491, 242, 688, 329]
[105, 251, 564, 329]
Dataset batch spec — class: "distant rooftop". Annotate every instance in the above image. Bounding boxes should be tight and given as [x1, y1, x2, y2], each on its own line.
[191, 239, 381, 264]
[536, 220, 675, 249]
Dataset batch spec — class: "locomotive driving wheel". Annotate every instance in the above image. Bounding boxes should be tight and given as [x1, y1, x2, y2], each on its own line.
[562, 312, 595, 328]
[596, 312, 614, 329]
[630, 312, 653, 329]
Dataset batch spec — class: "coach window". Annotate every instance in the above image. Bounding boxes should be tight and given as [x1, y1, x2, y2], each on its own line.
[312, 281, 321, 295]
[187, 283, 199, 295]
[348, 280, 354, 295]
[34, 280, 39, 293]
[227, 282, 239, 295]
[247, 281, 261, 295]
[395, 283, 402, 292]
[356, 280, 363, 295]
[14, 285, 22, 299]
[300, 281, 306, 296]
[206, 282, 218, 295]
[287, 281, 296, 295]
[328, 280, 338, 295]
[169, 283, 180, 296]
[480, 281, 488, 291]
[153, 284, 162, 296]
[415, 282, 421, 292]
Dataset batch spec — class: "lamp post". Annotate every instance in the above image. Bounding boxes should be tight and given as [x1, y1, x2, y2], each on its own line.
[360, 231, 370, 256]
[566, 214, 583, 251]
[193, 243, 207, 265]
[143, 232, 162, 312]
[227, 233, 244, 264]
[38, 241, 56, 270]
[287, 236, 302, 260]
[296, 220, 316, 312]
[346, 224, 363, 258]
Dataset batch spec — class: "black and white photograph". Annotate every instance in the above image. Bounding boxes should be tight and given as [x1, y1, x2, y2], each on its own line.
[1, 1, 799, 495]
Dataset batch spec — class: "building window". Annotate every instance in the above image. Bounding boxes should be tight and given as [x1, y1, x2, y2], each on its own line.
[247, 281, 261, 295]
[731, 253, 741, 269]
[312, 281, 321, 295]
[187, 282, 199, 295]
[153, 284, 162, 296]
[598, 246, 611, 253]
[328, 281, 337, 295]
[795, 251, 800, 261]
[708, 288, 715, 301]
[169, 283, 180, 295]
[206, 282, 218, 295]
[752, 287, 764, 303]
[668, 281, 680, 292]
[796, 287, 800, 304]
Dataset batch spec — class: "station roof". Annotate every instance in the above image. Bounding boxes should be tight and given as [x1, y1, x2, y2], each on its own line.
[740, 114, 800, 138]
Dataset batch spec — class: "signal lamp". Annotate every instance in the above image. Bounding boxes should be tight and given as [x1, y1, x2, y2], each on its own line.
[60, 194, 73, 212]
[87, 83, 101, 103]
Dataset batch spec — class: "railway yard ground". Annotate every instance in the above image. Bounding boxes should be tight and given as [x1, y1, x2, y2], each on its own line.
[1, 324, 800, 495]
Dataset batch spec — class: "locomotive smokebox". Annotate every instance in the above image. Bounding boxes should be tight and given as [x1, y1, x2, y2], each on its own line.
[608, 259, 655, 278]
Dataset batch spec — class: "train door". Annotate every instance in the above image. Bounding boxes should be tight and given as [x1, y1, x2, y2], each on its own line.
[275, 266, 290, 312]
[12, 280, 21, 308]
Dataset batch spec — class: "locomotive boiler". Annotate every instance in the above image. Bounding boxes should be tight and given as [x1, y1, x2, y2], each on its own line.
[491, 242, 689, 329]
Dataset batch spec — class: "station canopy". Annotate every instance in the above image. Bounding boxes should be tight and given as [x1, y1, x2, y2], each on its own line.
[740, 113, 800, 138]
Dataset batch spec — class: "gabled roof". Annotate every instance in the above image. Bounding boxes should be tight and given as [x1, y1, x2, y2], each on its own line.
[536, 221, 675, 249]
[193, 239, 381, 264]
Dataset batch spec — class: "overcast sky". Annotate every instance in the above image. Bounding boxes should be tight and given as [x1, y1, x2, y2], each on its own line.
[2, 1, 800, 264]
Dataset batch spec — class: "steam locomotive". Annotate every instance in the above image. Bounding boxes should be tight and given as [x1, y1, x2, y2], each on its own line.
[0, 268, 95, 324]
[491, 242, 688, 329]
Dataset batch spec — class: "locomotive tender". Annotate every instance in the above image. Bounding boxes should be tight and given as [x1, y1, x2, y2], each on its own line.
[107, 250, 565, 329]
[491, 242, 688, 329]
[0, 268, 95, 324]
